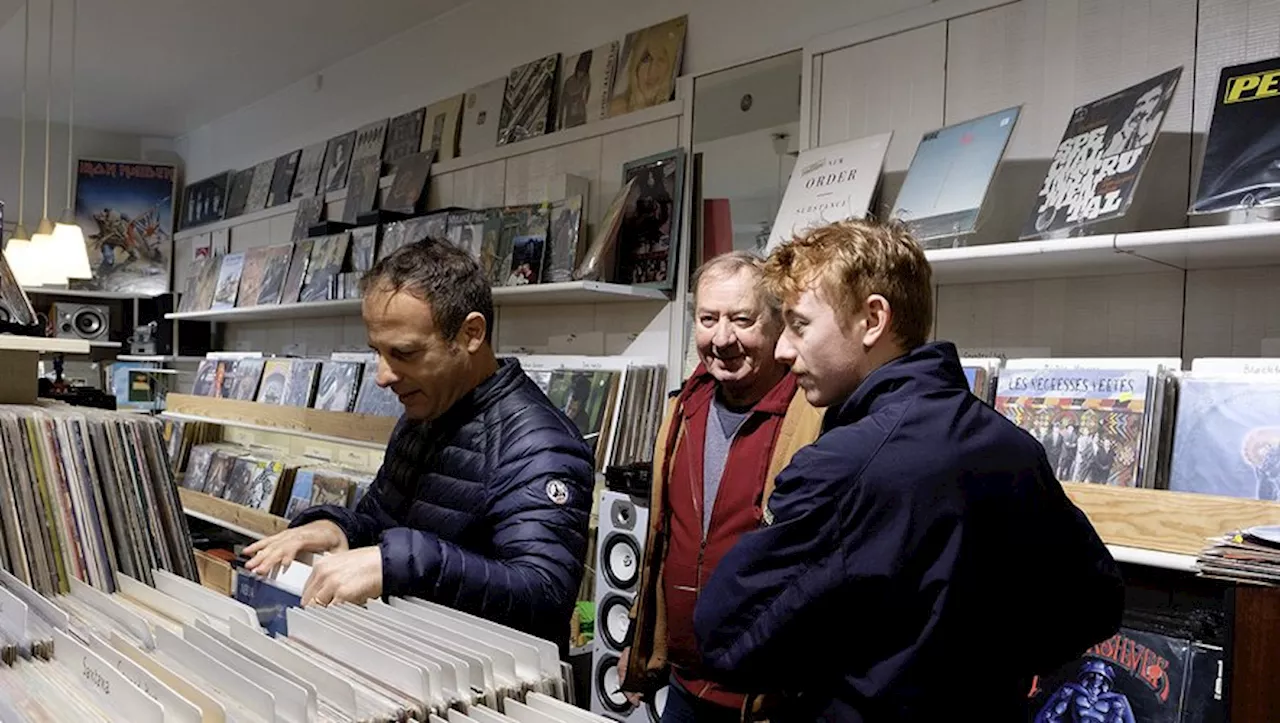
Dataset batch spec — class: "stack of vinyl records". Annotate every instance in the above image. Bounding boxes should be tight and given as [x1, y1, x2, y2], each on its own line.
[178, 441, 375, 519]
[1198, 525, 1280, 586]
[519, 357, 667, 470]
[0, 568, 600, 722]
[0, 403, 198, 596]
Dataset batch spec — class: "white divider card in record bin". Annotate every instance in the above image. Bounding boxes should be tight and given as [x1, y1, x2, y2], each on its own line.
[766, 132, 892, 253]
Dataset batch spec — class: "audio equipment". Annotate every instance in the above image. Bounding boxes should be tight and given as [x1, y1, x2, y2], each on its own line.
[591, 490, 667, 721]
[50, 303, 110, 342]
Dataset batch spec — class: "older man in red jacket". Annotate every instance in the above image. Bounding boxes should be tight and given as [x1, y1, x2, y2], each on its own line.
[618, 251, 823, 722]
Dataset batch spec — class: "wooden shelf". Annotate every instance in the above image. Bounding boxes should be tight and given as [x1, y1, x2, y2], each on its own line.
[179, 488, 287, 540]
[1063, 483, 1280, 558]
[163, 393, 396, 449]
[172, 100, 683, 241]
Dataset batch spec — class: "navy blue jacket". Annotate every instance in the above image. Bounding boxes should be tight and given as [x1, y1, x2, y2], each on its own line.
[693, 342, 1123, 721]
[293, 358, 595, 648]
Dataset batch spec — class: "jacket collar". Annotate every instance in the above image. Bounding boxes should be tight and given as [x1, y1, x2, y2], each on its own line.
[680, 362, 799, 420]
[434, 356, 523, 428]
[825, 341, 969, 431]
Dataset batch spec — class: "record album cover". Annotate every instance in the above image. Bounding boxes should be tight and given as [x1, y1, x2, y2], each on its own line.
[267, 150, 300, 207]
[1028, 628, 1191, 723]
[445, 210, 488, 262]
[73, 159, 176, 296]
[382, 151, 431, 215]
[995, 367, 1150, 487]
[255, 243, 294, 306]
[609, 16, 686, 117]
[290, 142, 327, 201]
[1022, 67, 1182, 239]
[892, 106, 1020, 244]
[341, 156, 381, 225]
[210, 253, 245, 310]
[0, 251, 37, 326]
[223, 167, 255, 218]
[244, 159, 275, 214]
[350, 118, 389, 173]
[1192, 56, 1280, 213]
[767, 132, 892, 253]
[291, 195, 324, 242]
[422, 95, 464, 163]
[460, 77, 506, 156]
[545, 196, 584, 283]
[383, 107, 426, 168]
[321, 130, 357, 193]
[498, 54, 559, 145]
[617, 149, 684, 288]
[180, 170, 230, 230]
[558, 42, 618, 130]
[1169, 374, 1280, 501]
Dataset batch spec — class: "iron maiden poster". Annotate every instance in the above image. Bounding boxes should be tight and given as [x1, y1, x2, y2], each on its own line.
[73, 159, 176, 296]
[1021, 68, 1182, 239]
[1192, 56, 1280, 214]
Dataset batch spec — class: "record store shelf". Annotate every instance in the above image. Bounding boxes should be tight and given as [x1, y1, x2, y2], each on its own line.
[165, 282, 668, 322]
[162, 393, 397, 450]
[926, 221, 1280, 285]
[179, 488, 287, 540]
[1063, 483, 1280, 563]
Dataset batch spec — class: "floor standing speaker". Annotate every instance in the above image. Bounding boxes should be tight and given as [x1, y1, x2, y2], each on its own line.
[591, 490, 668, 721]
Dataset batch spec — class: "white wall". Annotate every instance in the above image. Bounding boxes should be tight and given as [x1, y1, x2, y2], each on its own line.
[175, 0, 929, 180]
[0, 119, 153, 230]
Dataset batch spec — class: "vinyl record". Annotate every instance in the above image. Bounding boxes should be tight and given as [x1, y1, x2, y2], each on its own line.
[647, 686, 668, 722]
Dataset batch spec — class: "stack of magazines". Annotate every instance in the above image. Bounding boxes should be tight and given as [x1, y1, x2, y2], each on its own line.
[1198, 524, 1280, 585]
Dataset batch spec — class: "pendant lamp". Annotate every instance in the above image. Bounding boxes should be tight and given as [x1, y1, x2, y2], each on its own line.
[51, 0, 90, 279]
[29, 0, 66, 286]
[4, 1, 37, 286]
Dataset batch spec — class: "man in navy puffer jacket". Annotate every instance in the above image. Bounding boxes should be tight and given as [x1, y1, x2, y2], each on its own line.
[693, 219, 1123, 720]
[245, 239, 595, 650]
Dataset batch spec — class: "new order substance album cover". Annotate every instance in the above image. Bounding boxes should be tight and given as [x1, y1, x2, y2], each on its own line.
[1192, 56, 1280, 213]
[74, 159, 176, 296]
[1022, 67, 1182, 239]
[893, 106, 1020, 244]
[1028, 628, 1191, 722]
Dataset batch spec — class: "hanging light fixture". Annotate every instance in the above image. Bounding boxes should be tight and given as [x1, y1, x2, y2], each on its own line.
[29, 0, 66, 286]
[52, 0, 89, 279]
[4, 1, 39, 287]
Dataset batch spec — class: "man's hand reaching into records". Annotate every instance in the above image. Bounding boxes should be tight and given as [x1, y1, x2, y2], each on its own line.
[243, 520, 349, 576]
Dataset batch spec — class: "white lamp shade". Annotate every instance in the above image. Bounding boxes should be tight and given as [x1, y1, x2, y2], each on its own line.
[29, 231, 68, 285]
[4, 238, 42, 287]
[52, 222, 93, 279]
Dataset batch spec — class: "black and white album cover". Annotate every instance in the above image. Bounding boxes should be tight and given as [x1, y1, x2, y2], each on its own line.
[893, 106, 1020, 244]
[290, 141, 327, 201]
[351, 119, 389, 172]
[244, 159, 275, 214]
[1022, 67, 1182, 239]
[223, 168, 256, 219]
[460, 78, 507, 156]
[1192, 56, 1280, 214]
[383, 152, 431, 215]
[558, 42, 618, 130]
[267, 150, 300, 207]
[321, 130, 357, 194]
[498, 53, 560, 145]
[342, 156, 381, 225]
[180, 170, 231, 230]
[0, 251, 36, 327]
[383, 107, 426, 168]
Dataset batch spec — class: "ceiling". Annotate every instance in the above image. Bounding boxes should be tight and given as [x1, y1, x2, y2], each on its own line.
[0, 0, 469, 137]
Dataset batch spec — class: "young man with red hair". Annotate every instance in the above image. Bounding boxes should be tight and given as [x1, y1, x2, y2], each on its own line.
[694, 219, 1123, 721]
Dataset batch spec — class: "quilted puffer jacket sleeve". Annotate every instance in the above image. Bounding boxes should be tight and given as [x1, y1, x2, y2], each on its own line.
[290, 420, 408, 548]
[379, 417, 594, 638]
